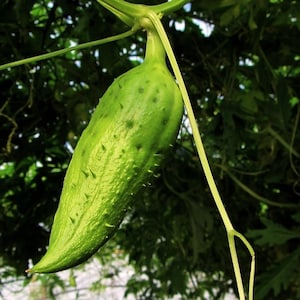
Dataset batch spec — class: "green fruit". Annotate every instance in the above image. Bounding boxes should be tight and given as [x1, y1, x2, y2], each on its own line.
[29, 28, 183, 273]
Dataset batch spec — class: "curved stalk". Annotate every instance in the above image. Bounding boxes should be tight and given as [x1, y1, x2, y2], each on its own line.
[97, 0, 147, 17]
[151, 0, 189, 14]
[267, 126, 300, 158]
[97, 0, 135, 26]
[0, 29, 135, 70]
[145, 10, 255, 300]
[2, 0, 256, 297]
[97, 0, 188, 22]
[218, 164, 300, 209]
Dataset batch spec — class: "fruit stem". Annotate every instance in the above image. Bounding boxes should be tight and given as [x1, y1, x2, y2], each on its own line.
[142, 18, 166, 65]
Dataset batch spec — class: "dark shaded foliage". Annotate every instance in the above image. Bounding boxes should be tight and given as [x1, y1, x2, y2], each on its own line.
[1, 0, 300, 299]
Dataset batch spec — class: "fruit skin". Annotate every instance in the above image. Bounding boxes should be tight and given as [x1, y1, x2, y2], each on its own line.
[28, 50, 184, 273]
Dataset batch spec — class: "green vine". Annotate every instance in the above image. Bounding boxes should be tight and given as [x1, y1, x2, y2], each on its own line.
[0, 1, 255, 299]
[0, 29, 136, 70]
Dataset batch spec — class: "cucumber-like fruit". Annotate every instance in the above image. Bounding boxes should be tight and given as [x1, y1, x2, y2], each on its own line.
[28, 28, 183, 273]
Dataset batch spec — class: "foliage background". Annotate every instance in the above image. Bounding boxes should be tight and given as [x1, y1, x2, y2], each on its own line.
[1, 0, 300, 299]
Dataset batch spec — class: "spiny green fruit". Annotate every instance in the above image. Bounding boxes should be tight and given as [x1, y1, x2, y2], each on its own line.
[28, 28, 183, 273]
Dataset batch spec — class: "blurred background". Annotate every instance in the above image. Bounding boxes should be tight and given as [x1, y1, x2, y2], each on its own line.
[1, 0, 300, 299]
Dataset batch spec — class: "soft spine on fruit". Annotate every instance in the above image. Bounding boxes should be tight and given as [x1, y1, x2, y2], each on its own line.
[29, 27, 184, 273]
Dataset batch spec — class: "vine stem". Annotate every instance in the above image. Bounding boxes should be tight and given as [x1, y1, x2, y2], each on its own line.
[0, 29, 135, 70]
[219, 164, 300, 209]
[0, 0, 256, 296]
[146, 10, 255, 300]
[97, 0, 189, 18]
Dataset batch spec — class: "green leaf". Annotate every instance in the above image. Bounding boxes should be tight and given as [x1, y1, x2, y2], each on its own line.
[239, 94, 258, 115]
[255, 248, 300, 300]
[220, 5, 241, 26]
[186, 199, 214, 262]
[291, 212, 300, 223]
[0, 162, 15, 178]
[247, 217, 300, 246]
